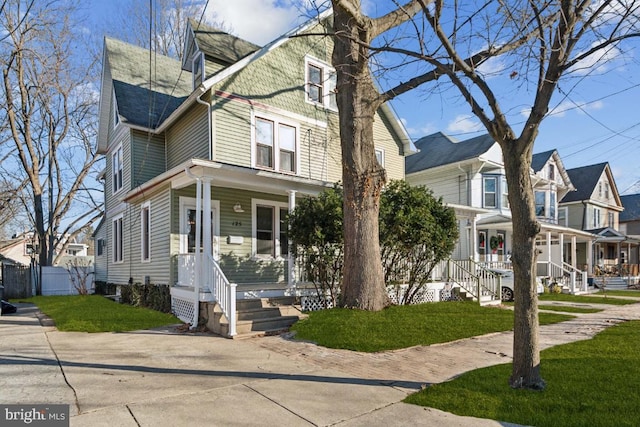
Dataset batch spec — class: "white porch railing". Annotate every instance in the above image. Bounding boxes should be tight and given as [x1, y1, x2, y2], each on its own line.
[172, 254, 237, 337]
[535, 260, 588, 294]
[445, 259, 501, 305]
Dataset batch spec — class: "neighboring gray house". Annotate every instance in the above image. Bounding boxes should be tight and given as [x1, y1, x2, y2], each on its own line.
[93, 12, 412, 334]
[619, 193, 640, 274]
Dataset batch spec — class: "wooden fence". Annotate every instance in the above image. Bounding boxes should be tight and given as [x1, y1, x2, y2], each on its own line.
[1, 263, 32, 299]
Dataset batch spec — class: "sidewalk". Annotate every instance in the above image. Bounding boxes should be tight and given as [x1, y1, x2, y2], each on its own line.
[1, 300, 639, 426]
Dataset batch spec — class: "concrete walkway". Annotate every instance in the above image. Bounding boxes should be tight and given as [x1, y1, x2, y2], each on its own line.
[1, 298, 640, 426]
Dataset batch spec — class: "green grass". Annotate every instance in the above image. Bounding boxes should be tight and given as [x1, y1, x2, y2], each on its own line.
[405, 320, 640, 427]
[596, 289, 640, 297]
[21, 295, 180, 332]
[538, 293, 638, 305]
[291, 302, 572, 352]
[538, 305, 603, 314]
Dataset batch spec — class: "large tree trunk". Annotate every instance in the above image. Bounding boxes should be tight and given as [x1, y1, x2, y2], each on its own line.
[501, 140, 544, 390]
[332, 2, 390, 310]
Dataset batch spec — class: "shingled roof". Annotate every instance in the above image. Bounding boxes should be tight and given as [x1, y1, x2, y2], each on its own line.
[620, 193, 640, 221]
[105, 37, 192, 129]
[561, 163, 608, 203]
[189, 18, 260, 66]
[531, 150, 555, 173]
[405, 132, 496, 174]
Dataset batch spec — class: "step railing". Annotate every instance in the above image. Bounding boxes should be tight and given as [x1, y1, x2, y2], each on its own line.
[537, 260, 587, 294]
[445, 259, 501, 304]
[204, 254, 237, 337]
[562, 262, 588, 293]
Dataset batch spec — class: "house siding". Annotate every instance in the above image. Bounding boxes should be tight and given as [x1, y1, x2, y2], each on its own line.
[213, 98, 252, 167]
[166, 103, 209, 168]
[131, 130, 166, 186]
[93, 222, 107, 283]
[373, 111, 405, 181]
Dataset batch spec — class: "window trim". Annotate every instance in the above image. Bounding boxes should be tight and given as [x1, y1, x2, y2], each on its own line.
[112, 143, 123, 195]
[112, 89, 120, 128]
[375, 148, 385, 167]
[482, 176, 498, 209]
[141, 201, 151, 262]
[558, 207, 568, 227]
[192, 51, 204, 88]
[304, 56, 337, 111]
[251, 199, 289, 260]
[251, 113, 300, 175]
[593, 207, 601, 228]
[112, 214, 124, 264]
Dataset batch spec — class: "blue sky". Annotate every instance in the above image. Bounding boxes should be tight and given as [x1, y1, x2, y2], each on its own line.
[85, 0, 640, 195]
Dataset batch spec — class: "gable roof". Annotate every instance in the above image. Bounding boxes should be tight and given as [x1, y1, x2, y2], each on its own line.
[97, 37, 193, 152]
[620, 193, 640, 221]
[531, 150, 554, 172]
[405, 132, 496, 174]
[561, 162, 610, 203]
[188, 18, 260, 66]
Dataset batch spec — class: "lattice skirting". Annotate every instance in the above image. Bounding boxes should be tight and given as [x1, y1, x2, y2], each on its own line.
[388, 286, 437, 304]
[301, 285, 440, 311]
[171, 295, 196, 324]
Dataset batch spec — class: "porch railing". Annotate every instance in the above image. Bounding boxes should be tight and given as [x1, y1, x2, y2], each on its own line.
[445, 259, 501, 304]
[536, 260, 587, 294]
[173, 253, 237, 337]
[562, 261, 588, 293]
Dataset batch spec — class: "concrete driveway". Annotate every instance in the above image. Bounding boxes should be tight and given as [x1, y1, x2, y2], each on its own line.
[2, 298, 639, 426]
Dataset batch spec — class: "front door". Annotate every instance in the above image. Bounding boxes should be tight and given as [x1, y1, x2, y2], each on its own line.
[180, 197, 220, 260]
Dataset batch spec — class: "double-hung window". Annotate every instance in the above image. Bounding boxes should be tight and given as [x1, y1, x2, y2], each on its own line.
[255, 116, 297, 173]
[141, 202, 150, 262]
[483, 177, 497, 208]
[305, 57, 337, 110]
[254, 200, 289, 258]
[593, 208, 601, 228]
[535, 191, 546, 217]
[113, 215, 123, 263]
[112, 144, 123, 194]
[192, 52, 204, 88]
[501, 177, 509, 208]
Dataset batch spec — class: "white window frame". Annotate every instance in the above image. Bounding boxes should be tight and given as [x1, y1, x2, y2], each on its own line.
[558, 207, 568, 227]
[375, 148, 385, 167]
[608, 211, 615, 228]
[192, 52, 204, 88]
[535, 191, 546, 217]
[304, 56, 337, 110]
[251, 113, 300, 175]
[483, 176, 497, 208]
[112, 214, 124, 264]
[593, 208, 601, 228]
[112, 143, 123, 194]
[501, 176, 509, 209]
[251, 199, 289, 260]
[112, 89, 120, 128]
[179, 197, 220, 259]
[141, 201, 151, 262]
[548, 164, 555, 181]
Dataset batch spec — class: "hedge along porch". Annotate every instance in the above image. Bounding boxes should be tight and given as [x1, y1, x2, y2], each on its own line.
[124, 158, 332, 334]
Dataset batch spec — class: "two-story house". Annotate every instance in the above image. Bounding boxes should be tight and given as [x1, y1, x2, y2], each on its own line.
[93, 12, 412, 334]
[560, 163, 640, 278]
[620, 193, 640, 275]
[406, 132, 595, 298]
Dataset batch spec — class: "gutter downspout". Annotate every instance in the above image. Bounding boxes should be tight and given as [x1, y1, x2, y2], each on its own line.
[185, 167, 201, 330]
[195, 90, 213, 161]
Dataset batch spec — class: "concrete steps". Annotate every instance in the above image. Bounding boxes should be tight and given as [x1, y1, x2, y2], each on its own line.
[230, 296, 307, 338]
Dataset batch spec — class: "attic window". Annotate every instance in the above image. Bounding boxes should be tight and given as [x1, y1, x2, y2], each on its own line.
[548, 164, 555, 181]
[112, 90, 119, 127]
[305, 57, 336, 110]
[193, 52, 204, 87]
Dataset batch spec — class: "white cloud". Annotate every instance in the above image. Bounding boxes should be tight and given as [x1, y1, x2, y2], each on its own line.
[401, 118, 437, 138]
[524, 99, 604, 118]
[570, 41, 623, 76]
[476, 57, 507, 78]
[447, 115, 483, 133]
[207, 1, 309, 45]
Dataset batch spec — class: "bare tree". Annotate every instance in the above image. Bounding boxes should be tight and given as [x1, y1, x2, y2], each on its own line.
[113, 0, 230, 61]
[0, 0, 103, 274]
[329, 0, 640, 389]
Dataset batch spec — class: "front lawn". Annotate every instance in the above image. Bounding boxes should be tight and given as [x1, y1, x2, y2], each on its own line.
[405, 320, 640, 427]
[21, 295, 180, 332]
[291, 301, 572, 352]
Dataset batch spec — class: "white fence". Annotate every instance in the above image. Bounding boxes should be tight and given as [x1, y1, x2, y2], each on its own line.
[40, 266, 94, 296]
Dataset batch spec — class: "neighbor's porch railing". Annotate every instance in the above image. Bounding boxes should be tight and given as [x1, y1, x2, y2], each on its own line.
[535, 260, 587, 294]
[444, 259, 501, 304]
[173, 253, 237, 336]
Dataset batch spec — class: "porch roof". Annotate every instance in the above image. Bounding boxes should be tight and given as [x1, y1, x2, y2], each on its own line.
[124, 158, 334, 203]
[476, 214, 597, 242]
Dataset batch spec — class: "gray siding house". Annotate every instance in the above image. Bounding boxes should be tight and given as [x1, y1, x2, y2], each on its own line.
[93, 12, 412, 333]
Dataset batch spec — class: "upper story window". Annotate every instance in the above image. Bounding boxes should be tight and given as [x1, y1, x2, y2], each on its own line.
[593, 208, 601, 228]
[483, 177, 497, 208]
[535, 190, 558, 222]
[604, 183, 610, 199]
[112, 90, 120, 128]
[608, 212, 615, 228]
[548, 164, 555, 181]
[141, 202, 150, 262]
[113, 215, 123, 263]
[535, 191, 546, 216]
[501, 177, 509, 209]
[254, 116, 297, 174]
[192, 52, 204, 87]
[598, 182, 603, 197]
[305, 57, 337, 110]
[558, 207, 568, 227]
[112, 144, 123, 194]
[483, 175, 508, 209]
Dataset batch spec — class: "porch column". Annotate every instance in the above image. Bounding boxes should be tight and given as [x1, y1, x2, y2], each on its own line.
[587, 240, 593, 275]
[287, 190, 297, 288]
[546, 230, 552, 277]
[571, 235, 577, 269]
[559, 233, 564, 267]
[203, 177, 213, 289]
[471, 217, 478, 262]
[193, 175, 202, 329]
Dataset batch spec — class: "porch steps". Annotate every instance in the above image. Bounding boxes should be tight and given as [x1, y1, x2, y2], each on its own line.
[230, 296, 307, 338]
[592, 276, 637, 290]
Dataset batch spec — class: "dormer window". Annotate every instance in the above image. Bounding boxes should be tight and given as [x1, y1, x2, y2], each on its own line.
[305, 57, 336, 110]
[192, 52, 204, 87]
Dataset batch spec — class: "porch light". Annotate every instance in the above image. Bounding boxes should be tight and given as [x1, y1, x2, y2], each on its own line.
[233, 203, 244, 213]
